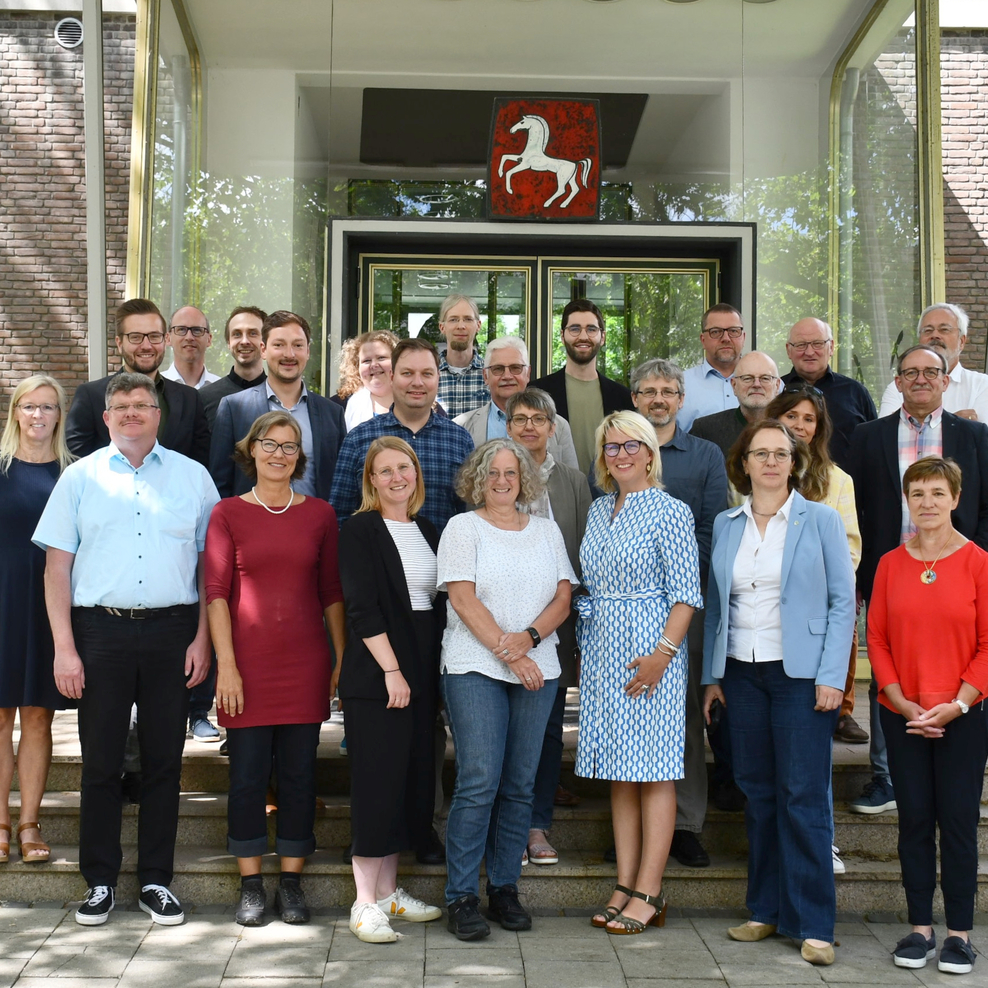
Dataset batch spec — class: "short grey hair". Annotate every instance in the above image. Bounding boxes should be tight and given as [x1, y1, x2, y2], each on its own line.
[630, 358, 684, 394]
[918, 303, 969, 338]
[484, 335, 529, 367]
[454, 438, 544, 507]
[439, 294, 480, 325]
[505, 387, 557, 423]
[896, 343, 948, 376]
[105, 372, 158, 410]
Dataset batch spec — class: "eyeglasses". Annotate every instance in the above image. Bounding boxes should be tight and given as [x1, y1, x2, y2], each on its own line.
[122, 332, 165, 345]
[16, 403, 59, 415]
[603, 440, 643, 458]
[256, 439, 300, 455]
[509, 413, 550, 427]
[563, 325, 602, 337]
[734, 374, 778, 386]
[487, 363, 528, 377]
[442, 315, 478, 326]
[899, 366, 944, 382]
[703, 327, 743, 340]
[169, 326, 209, 337]
[634, 388, 681, 400]
[745, 448, 792, 463]
[783, 383, 824, 397]
[786, 340, 831, 352]
[374, 464, 415, 480]
[108, 402, 158, 414]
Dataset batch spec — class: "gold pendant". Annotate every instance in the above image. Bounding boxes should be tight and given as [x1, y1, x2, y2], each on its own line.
[920, 569, 937, 585]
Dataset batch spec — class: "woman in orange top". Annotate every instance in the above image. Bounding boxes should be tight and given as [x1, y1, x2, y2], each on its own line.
[868, 457, 988, 976]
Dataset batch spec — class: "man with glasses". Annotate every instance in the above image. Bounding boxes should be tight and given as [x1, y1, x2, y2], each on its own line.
[781, 318, 876, 471]
[631, 359, 728, 867]
[34, 372, 219, 927]
[437, 294, 489, 418]
[209, 310, 345, 500]
[200, 306, 268, 430]
[878, 304, 988, 423]
[453, 336, 579, 469]
[679, 303, 746, 432]
[161, 306, 220, 391]
[65, 298, 210, 466]
[847, 344, 988, 814]
[531, 299, 634, 473]
[690, 351, 782, 458]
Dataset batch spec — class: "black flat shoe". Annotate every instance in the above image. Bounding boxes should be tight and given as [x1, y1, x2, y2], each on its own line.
[275, 881, 310, 924]
[447, 894, 490, 941]
[236, 884, 266, 926]
[486, 884, 531, 931]
[670, 830, 710, 868]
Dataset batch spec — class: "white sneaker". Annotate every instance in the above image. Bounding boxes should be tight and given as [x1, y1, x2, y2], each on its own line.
[832, 845, 846, 875]
[377, 886, 442, 922]
[349, 901, 399, 942]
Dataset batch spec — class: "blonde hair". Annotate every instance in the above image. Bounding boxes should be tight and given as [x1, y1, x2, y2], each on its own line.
[337, 331, 399, 400]
[592, 410, 663, 494]
[356, 436, 426, 518]
[0, 375, 74, 475]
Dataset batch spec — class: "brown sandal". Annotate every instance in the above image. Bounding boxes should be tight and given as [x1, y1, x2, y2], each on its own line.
[17, 822, 50, 863]
[591, 883, 633, 928]
[0, 824, 9, 864]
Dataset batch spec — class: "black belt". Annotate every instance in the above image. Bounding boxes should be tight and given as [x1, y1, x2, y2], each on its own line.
[74, 604, 197, 621]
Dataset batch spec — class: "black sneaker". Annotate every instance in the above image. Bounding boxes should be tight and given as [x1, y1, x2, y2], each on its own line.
[670, 830, 711, 868]
[75, 885, 115, 926]
[486, 884, 532, 931]
[139, 884, 185, 925]
[893, 932, 936, 968]
[275, 881, 310, 924]
[939, 936, 976, 974]
[447, 894, 491, 940]
[236, 883, 266, 926]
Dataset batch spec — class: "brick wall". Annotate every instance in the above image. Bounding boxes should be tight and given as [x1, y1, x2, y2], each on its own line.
[0, 12, 134, 412]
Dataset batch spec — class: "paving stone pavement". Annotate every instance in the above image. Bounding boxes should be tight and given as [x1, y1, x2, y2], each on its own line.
[3, 905, 988, 988]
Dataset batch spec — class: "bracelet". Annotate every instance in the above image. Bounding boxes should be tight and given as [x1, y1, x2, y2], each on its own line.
[659, 634, 681, 653]
[383, 669, 400, 674]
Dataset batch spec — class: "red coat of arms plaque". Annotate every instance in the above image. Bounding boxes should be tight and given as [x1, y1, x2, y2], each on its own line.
[488, 97, 601, 221]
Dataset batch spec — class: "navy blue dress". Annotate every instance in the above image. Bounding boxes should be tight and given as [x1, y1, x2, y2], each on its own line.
[0, 459, 68, 709]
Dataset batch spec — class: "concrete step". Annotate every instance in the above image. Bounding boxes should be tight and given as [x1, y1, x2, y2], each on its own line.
[2, 846, 987, 915]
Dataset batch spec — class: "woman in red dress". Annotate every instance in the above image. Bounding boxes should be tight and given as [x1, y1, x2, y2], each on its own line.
[206, 411, 345, 927]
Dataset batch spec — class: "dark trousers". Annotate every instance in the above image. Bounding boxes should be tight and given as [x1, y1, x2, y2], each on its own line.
[880, 702, 988, 931]
[226, 722, 321, 858]
[188, 653, 216, 722]
[73, 606, 197, 888]
[531, 685, 567, 831]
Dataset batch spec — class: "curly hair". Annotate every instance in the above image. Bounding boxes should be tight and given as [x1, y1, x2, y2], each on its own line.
[454, 439, 544, 507]
[726, 419, 809, 497]
[336, 330, 399, 399]
[765, 387, 833, 502]
[232, 411, 307, 484]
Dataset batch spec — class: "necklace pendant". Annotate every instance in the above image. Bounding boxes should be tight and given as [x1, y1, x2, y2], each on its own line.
[920, 569, 937, 585]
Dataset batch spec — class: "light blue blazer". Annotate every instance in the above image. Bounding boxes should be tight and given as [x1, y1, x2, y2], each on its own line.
[701, 491, 855, 690]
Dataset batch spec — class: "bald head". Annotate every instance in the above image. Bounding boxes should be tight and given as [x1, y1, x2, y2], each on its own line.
[732, 351, 781, 418]
[785, 317, 834, 384]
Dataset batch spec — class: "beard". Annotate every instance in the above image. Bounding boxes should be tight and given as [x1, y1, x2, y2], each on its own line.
[564, 339, 600, 366]
[642, 408, 674, 428]
[447, 338, 470, 353]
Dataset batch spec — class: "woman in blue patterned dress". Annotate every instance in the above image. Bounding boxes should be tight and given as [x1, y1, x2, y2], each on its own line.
[576, 411, 702, 935]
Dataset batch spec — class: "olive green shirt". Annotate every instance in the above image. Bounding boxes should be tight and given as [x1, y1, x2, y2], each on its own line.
[564, 374, 604, 474]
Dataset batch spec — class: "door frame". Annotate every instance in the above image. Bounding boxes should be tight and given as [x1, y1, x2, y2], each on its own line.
[325, 218, 756, 391]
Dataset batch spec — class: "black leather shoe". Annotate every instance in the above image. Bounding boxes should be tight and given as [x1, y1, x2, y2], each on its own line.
[416, 827, 445, 865]
[236, 883, 266, 926]
[710, 780, 746, 812]
[669, 829, 710, 868]
[274, 881, 310, 924]
[447, 894, 490, 940]
[486, 884, 532, 931]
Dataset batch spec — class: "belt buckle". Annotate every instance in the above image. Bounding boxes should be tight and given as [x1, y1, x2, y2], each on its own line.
[129, 608, 147, 620]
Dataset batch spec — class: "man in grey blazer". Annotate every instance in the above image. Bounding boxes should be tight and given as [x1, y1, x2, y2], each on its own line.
[209, 310, 345, 500]
[454, 336, 580, 470]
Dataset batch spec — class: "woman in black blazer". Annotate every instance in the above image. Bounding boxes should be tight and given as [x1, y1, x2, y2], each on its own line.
[338, 437, 445, 943]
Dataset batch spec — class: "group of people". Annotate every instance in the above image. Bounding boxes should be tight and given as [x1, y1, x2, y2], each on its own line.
[2, 292, 987, 974]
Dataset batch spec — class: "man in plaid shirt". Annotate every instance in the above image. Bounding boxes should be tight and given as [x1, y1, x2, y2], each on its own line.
[331, 337, 474, 532]
[437, 294, 489, 418]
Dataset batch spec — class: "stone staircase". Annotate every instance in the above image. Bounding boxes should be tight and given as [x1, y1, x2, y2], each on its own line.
[3, 693, 986, 913]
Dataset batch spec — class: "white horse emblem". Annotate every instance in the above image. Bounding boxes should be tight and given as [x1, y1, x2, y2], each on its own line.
[497, 114, 593, 209]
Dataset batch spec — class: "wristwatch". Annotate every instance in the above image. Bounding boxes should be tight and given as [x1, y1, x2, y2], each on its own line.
[953, 698, 971, 715]
[526, 626, 541, 647]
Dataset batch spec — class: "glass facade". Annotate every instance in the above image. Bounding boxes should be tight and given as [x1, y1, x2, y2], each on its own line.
[140, 0, 931, 396]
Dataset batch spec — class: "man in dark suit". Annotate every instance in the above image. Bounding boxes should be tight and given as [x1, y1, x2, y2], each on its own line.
[209, 310, 345, 500]
[65, 298, 210, 467]
[200, 306, 267, 429]
[848, 343, 988, 815]
[531, 298, 633, 474]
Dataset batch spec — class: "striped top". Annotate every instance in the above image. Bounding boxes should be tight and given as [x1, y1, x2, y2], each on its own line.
[383, 518, 438, 610]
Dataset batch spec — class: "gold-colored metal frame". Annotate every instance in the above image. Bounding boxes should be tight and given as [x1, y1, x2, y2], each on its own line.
[828, 0, 944, 336]
[125, 0, 203, 301]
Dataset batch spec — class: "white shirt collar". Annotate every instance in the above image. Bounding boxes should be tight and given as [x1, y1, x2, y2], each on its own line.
[732, 488, 796, 521]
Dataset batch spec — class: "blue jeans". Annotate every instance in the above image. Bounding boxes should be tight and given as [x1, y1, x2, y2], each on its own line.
[722, 659, 839, 942]
[867, 676, 891, 785]
[442, 671, 556, 903]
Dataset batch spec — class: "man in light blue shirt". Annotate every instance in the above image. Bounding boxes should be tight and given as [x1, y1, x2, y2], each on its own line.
[34, 372, 219, 929]
[679, 303, 746, 432]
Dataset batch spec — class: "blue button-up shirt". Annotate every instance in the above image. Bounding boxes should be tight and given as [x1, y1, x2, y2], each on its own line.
[486, 402, 508, 439]
[32, 442, 220, 608]
[438, 351, 489, 419]
[679, 360, 738, 432]
[330, 410, 475, 532]
[266, 380, 316, 497]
